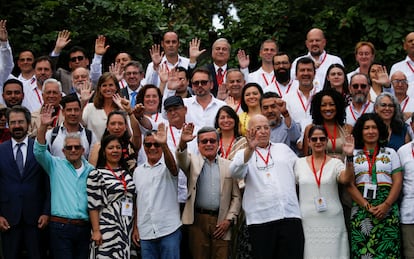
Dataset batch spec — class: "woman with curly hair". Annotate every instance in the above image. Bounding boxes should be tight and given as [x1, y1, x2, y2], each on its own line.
[303, 89, 352, 158]
[347, 113, 402, 258]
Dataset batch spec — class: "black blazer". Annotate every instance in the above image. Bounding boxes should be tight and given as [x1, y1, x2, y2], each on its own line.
[0, 138, 50, 226]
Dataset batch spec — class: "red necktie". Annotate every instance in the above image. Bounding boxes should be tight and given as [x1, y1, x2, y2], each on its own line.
[217, 68, 224, 85]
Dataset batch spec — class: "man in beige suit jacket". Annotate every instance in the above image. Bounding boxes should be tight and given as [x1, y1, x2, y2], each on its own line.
[176, 124, 241, 259]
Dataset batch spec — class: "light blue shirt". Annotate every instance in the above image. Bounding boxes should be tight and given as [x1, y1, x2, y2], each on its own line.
[34, 140, 94, 220]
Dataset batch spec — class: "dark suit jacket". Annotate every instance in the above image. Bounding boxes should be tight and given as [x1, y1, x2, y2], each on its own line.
[0, 138, 50, 226]
[207, 63, 220, 97]
[120, 87, 129, 100]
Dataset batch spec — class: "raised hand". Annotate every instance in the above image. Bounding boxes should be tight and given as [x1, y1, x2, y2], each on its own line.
[153, 122, 167, 144]
[180, 123, 196, 143]
[80, 81, 94, 104]
[225, 95, 239, 111]
[246, 127, 259, 150]
[0, 20, 8, 42]
[237, 49, 250, 69]
[150, 44, 164, 69]
[95, 35, 110, 56]
[275, 98, 287, 114]
[158, 63, 169, 84]
[342, 134, 355, 156]
[54, 30, 71, 53]
[112, 93, 125, 110]
[167, 69, 180, 90]
[109, 62, 124, 81]
[371, 66, 390, 86]
[40, 104, 57, 126]
[189, 38, 206, 62]
[132, 103, 145, 119]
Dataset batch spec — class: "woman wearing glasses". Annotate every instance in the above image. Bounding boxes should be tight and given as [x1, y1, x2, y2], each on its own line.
[374, 92, 411, 151]
[294, 125, 354, 258]
[239, 83, 264, 136]
[347, 113, 402, 258]
[87, 134, 136, 258]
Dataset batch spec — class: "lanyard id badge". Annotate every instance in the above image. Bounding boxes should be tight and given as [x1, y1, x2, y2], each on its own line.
[121, 197, 133, 217]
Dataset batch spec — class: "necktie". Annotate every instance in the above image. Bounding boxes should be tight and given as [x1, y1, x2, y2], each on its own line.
[16, 143, 24, 176]
[217, 68, 224, 85]
[130, 92, 137, 108]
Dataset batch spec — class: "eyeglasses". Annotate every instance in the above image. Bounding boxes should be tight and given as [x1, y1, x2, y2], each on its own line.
[144, 142, 161, 148]
[378, 103, 395, 108]
[351, 84, 368, 89]
[192, 80, 209, 86]
[391, 79, 408, 85]
[64, 145, 83, 151]
[70, 56, 85, 62]
[256, 153, 275, 170]
[310, 137, 327, 142]
[199, 138, 217, 144]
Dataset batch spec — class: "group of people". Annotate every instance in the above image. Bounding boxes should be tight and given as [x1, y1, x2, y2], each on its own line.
[1, 17, 414, 259]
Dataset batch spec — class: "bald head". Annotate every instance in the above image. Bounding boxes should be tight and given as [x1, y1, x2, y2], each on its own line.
[248, 114, 270, 148]
[306, 28, 326, 57]
[391, 71, 409, 97]
[404, 32, 414, 57]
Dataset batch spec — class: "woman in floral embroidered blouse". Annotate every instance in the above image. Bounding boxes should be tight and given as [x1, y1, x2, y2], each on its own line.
[347, 113, 403, 258]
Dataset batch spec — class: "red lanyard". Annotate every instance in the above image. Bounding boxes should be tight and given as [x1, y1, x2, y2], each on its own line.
[349, 102, 370, 121]
[219, 136, 235, 159]
[106, 164, 127, 193]
[363, 145, 378, 177]
[235, 102, 241, 113]
[169, 125, 177, 147]
[297, 89, 313, 112]
[34, 88, 43, 105]
[311, 154, 326, 189]
[314, 52, 327, 68]
[52, 109, 60, 127]
[255, 144, 271, 166]
[407, 61, 414, 73]
[153, 113, 159, 122]
[411, 143, 414, 158]
[274, 81, 292, 97]
[261, 73, 275, 86]
[324, 123, 337, 151]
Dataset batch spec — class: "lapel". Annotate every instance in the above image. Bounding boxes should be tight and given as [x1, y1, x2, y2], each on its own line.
[218, 157, 226, 193]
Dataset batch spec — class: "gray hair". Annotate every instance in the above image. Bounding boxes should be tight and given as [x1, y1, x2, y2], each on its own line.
[64, 132, 82, 147]
[42, 78, 62, 93]
[197, 126, 219, 142]
[374, 92, 405, 127]
[212, 38, 231, 53]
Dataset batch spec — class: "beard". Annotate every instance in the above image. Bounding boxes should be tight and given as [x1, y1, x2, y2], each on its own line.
[353, 94, 366, 103]
[275, 69, 290, 83]
[11, 127, 27, 140]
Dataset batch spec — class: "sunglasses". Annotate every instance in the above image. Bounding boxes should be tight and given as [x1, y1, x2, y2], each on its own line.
[351, 84, 367, 90]
[192, 80, 209, 86]
[310, 137, 327, 142]
[144, 142, 161, 148]
[378, 103, 395, 108]
[70, 56, 85, 62]
[199, 138, 217, 144]
[64, 145, 83, 151]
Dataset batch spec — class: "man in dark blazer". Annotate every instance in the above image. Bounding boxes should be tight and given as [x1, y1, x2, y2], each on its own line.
[120, 61, 144, 108]
[0, 105, 50, 259]
[206, 38, 231, 97]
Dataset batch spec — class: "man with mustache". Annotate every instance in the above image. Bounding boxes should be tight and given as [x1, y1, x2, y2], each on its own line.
[2, 79, 24, 108]
[0, 105, 50, 259]
[291, 28, 343, 88]
[272, 52, 297, 98]
[345, 73, 374, 126]
[261, 92, 300, 150]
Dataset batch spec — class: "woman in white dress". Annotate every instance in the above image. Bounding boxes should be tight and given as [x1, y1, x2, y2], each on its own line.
[294, 125, 354, 258]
